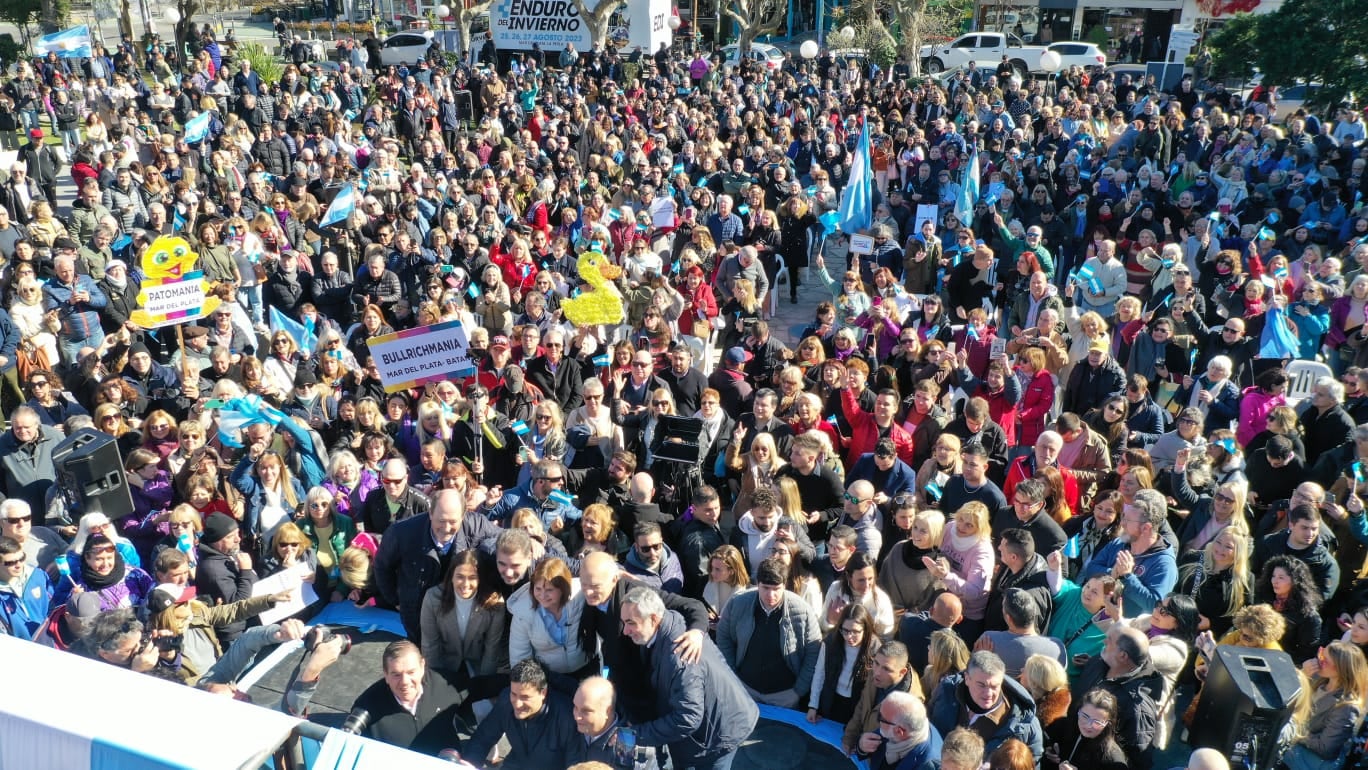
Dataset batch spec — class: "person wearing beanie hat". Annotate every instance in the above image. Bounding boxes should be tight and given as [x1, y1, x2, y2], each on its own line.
[713, 554, 822, 709]
[194, 512, 259, 645]
[122, 337, 182, 411]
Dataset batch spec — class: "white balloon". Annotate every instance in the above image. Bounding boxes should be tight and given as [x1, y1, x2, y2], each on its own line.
[1039, 50, 1062, 72]
[668, 15, 681, 29]
[437, 3, 450, 15]
[840, 25, 855, 42]
[800, 40, 819, 59]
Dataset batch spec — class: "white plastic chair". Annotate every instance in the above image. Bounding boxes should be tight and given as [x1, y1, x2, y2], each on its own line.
[1285, 359, 1333, 410]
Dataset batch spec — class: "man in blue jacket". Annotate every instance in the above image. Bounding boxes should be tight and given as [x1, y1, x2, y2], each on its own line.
[928, 650, 1043, 761]
[43, 255, 107, 367]
[621, 585, 758, 770]
[1078, 489, 1177, 616]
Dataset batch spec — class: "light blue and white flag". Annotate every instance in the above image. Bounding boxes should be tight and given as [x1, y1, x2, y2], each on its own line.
[270, 305, 318, 353]
[320, 184, 357, 227]
[216, 395, 286, 448]
[182, 110, 212, 144]
[838, 120, 872, 235]
[34, 26, 92, 59]
[511, 420, 530, 436]
[955, 148, 980, 227]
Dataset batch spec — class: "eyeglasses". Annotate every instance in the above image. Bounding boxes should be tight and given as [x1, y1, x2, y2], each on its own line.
[536, 414, 553, 420]
[89, 546, 116, 556]
[652, 400, 670, 406]
[585, 394, 602, 401]
[900, 338, 916, 344]
[381, 477, 406, 485]
[1178, 417, 1199, 425]
[1223, 327, 1241, 334]
[1215, 493, 1236, 503]
[1078, 713, 1109, 729]
[840, 625, 863, 637]
[537, 476, 565, 484]
[1, 557, 24, 567]
[843, 493, 869, 505]
[1105, 404, 1124, 413]
[309, 501, 331, 509]
[29, 380, 48, 388]
[1154, 602, 1173, 617]
[632, 361, 651, 367]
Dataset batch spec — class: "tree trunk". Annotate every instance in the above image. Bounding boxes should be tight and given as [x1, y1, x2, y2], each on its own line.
[120, 0, 135, 40]
[896, 0, 924, 77]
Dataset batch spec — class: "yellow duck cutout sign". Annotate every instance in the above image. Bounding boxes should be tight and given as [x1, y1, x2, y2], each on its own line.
[561, 250, 625, 326]
[128, 236, 222, 329]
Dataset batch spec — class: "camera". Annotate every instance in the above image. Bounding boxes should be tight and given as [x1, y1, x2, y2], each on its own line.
[307, 624, 353, 656]
[143, 629, 184, 653]
[339, 708, 371, 735]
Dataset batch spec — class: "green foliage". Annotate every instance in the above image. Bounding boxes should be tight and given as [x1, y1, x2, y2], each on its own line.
[235, 42, 284, 83]
[1207, 13, 1262, 81]
[1209, 0, 1366, 111]
[0, 0, 41, 39]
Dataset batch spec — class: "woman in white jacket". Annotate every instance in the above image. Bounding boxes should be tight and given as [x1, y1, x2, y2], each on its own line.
[507, 556, 590, 678]
[1101, 591, 1200, 751]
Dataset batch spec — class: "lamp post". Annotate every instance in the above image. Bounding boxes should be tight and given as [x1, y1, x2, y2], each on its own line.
[436, 2, 449, 46]
[163, 5, 180, 59]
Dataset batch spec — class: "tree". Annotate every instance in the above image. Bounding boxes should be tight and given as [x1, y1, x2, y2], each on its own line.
[724, 0, 785, 53]
[448, 0, 493, 57]
[571, 0, 625, 49]
[0, 0, 41, 45]
[1208, 0, 1367, 112]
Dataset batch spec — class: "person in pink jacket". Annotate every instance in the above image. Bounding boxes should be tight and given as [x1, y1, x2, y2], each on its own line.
[924, 500, 996, 642]
[1235, 368, 1289, 447]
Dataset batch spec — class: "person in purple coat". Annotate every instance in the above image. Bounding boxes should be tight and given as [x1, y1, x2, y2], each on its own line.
[53, 533, 156, 611]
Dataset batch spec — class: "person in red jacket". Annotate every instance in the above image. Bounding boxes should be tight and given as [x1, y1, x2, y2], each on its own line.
[840, 382, 914, 470]
[1015, 346, 1056, 453]
[1003, 431, 1079, 513]
[676, 265, 719, 339]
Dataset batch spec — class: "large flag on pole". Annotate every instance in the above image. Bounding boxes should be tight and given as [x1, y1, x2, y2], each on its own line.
[320, 183, 357, 227]
[955, 147, 981, 227]
[837, 120, 872, 234]
[34, 26, 92, 59]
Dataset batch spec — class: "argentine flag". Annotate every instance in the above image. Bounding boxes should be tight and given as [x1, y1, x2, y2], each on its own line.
[838, 120, 873, 235]
[270, 305, 318, 353]
[321, 184, 356, 227]
[955, 148, 980, 227]
[34, 26, 92, 59]
[183, 110, 212, 144]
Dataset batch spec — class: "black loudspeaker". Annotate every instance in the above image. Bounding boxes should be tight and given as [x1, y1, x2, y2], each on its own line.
[1190, 645, 1302, 770]
[654, 415, 704, 465]
[53, 428, 134, 522]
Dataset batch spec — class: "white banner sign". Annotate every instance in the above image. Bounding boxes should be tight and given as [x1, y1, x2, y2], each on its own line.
[141, 274, 208, 320]
[625, 0, 673, 53]
[849, 234, 874, 255]
[491, 0, 593, 51]
[366, 319, 477, 393]
[914, 204, 939, 234]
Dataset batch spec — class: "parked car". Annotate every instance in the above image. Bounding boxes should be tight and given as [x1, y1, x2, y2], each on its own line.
[919, 32, 1048, 76]
[721, 42, 785, 71]
[377, 30, 434, 66]
[1045, 41, 1106, 70]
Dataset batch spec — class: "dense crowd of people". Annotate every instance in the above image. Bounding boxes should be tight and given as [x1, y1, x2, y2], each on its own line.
[1, 18, 1368, 770]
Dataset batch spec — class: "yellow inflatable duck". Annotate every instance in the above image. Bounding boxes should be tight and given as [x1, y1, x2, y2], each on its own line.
[128, 236, 222, 328]
[561, 250, 625, 326]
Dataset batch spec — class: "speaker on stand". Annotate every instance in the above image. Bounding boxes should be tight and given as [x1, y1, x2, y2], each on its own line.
[1189, 645, 1303, 770]
[52, 428, 134, 522]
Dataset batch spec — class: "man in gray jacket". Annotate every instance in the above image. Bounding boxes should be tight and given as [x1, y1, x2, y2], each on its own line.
[715, 557, 822, 709]
[0, 407, 65, 524]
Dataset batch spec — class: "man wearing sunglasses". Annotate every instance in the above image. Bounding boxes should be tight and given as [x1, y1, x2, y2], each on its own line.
[0, 498, 64, 572]
[0, 533, 53, 639]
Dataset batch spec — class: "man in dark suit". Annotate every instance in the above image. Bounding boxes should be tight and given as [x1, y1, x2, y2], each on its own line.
[578, 552, 710, 721]
[620, 585, 759, 769]
[525, 328, 583, 411]
[374, 489, 501, 644]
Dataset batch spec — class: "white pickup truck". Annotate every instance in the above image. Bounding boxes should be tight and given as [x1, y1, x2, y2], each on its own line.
[919, 32, 1048, 76]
